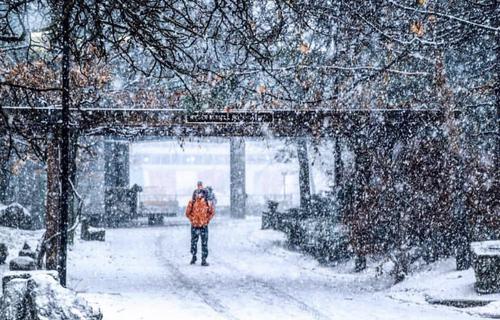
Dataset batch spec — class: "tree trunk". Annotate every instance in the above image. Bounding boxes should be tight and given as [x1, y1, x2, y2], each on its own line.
[58, 0, 74, 287]
[350, 131, 373, 271]
[0, 136, 11, 204]
[435, 50, 469, 270]
[495, 40, 500, 226]
[67, 132, 78, 245]
[334, 135, 343, 187]
[45, 135, 61, 271]
[297, 137, 311, 215]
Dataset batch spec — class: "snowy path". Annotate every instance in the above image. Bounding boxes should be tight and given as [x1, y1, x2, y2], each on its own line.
[68, 217, 485, 320]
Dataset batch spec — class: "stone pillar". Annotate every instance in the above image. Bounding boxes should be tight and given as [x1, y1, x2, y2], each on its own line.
[76, 136, 105, 226]
[297, 137, 311, 215]
[230, 138, 246, 219]
[104, 140, 130, 226]
[104, 140, 129, 188]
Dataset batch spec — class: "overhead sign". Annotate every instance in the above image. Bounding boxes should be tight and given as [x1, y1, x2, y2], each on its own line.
[186, 112, 273, 123]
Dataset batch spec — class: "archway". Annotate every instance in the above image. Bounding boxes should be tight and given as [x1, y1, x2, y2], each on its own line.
[2, 106, 444, 283]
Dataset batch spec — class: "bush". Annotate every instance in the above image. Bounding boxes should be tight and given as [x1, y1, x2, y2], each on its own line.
[0, 203, 34, 229]
[263, 191, 352, 264]
[295, 217, 351, 263]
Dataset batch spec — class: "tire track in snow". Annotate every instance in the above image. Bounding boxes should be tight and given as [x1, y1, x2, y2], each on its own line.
[154, 233, 240, 320]
[212, 257, 332, 320]
[255, 280, 330, 320]
[155, 221, 330, 320]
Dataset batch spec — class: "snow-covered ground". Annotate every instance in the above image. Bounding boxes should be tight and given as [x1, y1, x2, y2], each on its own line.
[389, 258, 500, 302]
[61, 217, 498, 320]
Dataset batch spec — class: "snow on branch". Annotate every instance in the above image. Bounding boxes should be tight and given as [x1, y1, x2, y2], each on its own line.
[387, 1, 500, 32]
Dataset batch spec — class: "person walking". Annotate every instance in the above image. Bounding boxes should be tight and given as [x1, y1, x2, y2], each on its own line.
[186, 181, 215, 266]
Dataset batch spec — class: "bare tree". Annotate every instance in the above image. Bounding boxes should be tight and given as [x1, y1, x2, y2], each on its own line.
[0, 0, 497, 284]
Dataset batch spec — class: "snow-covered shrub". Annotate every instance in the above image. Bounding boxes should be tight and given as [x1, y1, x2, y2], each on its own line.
[297, 218, 351, 263]
[0, 271, 103, 320]
[0, 203, 34, 230]
[267, 190, 352, 264]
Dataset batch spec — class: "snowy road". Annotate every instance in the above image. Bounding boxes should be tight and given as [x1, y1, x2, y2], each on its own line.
[68, 217, 485, 320]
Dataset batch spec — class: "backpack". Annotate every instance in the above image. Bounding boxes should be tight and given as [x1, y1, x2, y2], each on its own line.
[206, 187, 213, 200]
[206, 186, 217, 205]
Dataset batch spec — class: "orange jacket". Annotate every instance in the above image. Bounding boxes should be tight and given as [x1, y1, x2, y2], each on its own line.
[185, 198, 215, 227]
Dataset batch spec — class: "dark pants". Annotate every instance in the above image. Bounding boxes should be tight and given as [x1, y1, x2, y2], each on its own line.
[191, 226, 209, 259]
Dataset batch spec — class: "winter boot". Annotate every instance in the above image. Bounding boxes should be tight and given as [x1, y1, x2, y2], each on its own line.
[190, 255, 197, 265]
[201, 259, 209, 267]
